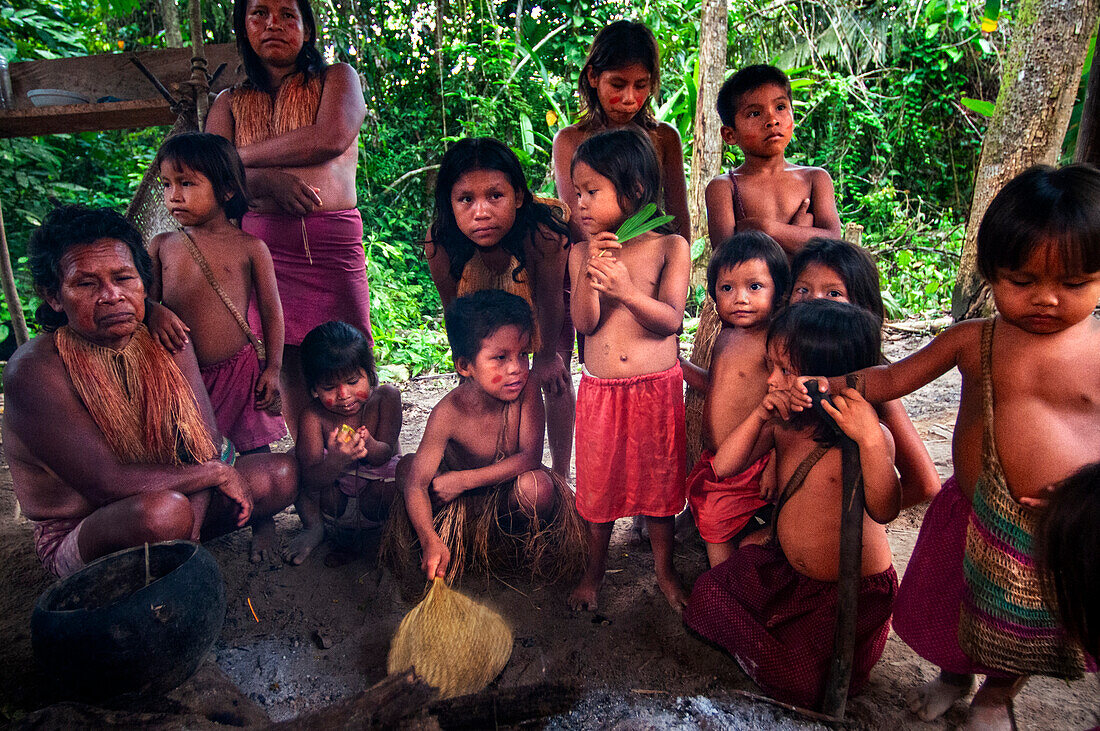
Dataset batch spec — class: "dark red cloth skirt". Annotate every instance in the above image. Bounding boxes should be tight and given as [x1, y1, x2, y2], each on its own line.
[684, 541, 897, 709]
[243, 209, 372, 347]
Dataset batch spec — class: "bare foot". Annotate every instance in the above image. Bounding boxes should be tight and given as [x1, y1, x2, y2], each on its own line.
[282, 524, 324, 565]
[906, 674, 975, 721]
[250, 517, 277, 563]
[629, 515, 647, 545]
[655, 571, 688, 613]
[569, 578, 600, 611]
[961, 700, 1016, 731]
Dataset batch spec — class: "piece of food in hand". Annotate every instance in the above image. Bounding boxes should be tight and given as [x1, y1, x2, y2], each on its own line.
[338, 423, 357, 443]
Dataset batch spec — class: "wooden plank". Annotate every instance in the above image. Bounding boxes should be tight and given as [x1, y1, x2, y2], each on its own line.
[3, 43, 242, 111]
[0, 99, 177, 138]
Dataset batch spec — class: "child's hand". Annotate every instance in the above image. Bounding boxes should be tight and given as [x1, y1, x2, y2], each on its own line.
[325, 426, 368, 464]
[421, 536, 450, 580]
[147, 301, 190, 354]
[533, 352, 569, 396]
[758, 389, 793, 421]
[789, 198, 813, 227]
[791, 376, 825, 411]
[821, 388, 881, 445]
[429, 471, 467, 504]
[588, 231, 621, 258]
[1020, 483, 1057, 510]
[254, 367, 282, 413]
[586, 255, 635, 301]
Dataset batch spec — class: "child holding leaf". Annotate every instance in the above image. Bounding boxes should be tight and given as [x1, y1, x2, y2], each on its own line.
[567, 128, 692, 613]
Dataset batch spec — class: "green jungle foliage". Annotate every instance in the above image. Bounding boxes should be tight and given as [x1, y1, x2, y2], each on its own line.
[0, 0, 1094, 371]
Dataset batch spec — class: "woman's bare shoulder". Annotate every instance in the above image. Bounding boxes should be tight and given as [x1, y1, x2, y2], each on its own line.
[652, 121, 684, 145]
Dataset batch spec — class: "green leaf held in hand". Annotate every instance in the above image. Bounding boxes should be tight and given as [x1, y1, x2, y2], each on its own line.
[614, 203, 675, 243]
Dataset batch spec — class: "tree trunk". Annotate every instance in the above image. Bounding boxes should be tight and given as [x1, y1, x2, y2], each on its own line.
[160, 0, 184, 48]
[952, 1, 1100, 320]
[688, 0, 728, 264]
[1075, 41, 1100, 165]
[683, 0, 728, 468]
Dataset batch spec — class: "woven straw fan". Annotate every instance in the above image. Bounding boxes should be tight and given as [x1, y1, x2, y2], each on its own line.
[387, 577, 513, 699]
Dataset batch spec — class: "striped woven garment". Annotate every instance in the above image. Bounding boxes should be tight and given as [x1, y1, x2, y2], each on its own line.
[957, 319, 1085, 679]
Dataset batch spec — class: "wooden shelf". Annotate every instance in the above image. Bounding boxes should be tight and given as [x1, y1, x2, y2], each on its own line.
[0, 44, 244, 139]
[0, 99, 178, 138]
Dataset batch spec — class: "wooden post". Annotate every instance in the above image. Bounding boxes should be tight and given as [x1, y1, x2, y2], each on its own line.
[0, 197, 30, 346]
[1076, 42, 1100, 165]
[189, 0, 209, 129]
[820, 438, 865, 719]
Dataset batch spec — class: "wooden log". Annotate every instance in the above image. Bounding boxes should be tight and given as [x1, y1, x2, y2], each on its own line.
[429, 681, 578, 729]
[272, 670, 435, 730]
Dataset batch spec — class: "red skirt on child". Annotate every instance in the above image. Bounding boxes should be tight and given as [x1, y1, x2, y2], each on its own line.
[684, 541, 897, 710]
[574, 364, 686, 523]
[687, 451, 769, 543]
[201, 341, 288, 452]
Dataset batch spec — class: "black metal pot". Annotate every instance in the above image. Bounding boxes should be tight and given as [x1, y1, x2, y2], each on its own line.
[31, 540, 226, 701]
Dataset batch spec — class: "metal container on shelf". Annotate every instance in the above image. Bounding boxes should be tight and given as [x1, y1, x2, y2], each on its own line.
[0, 56, 13, 110]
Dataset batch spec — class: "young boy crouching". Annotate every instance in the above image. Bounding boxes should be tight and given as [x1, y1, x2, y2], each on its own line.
[385, 290, 584, 584]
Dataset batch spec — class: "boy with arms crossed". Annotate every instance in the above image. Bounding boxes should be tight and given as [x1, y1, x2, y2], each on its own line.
[705, 65, 842, 256]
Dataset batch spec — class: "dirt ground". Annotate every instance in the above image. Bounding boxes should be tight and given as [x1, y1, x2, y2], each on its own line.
[0, 327, 1097, 728]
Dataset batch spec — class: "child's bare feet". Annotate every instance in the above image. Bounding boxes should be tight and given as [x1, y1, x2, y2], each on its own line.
[906, 672, 974, 721]
[250, 517, 277, 563]
[569, 577, 601, 611]
[282, 524, 324, 565]
[961, 700, 1016, 731]
[655, 567, 687, 613]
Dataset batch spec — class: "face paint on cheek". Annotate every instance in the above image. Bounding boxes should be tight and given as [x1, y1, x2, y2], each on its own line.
[321, 394, 339, 409]
[609, 96, 622, 105]
[355, 390, 369, 402]
[491, 375, 503, 384]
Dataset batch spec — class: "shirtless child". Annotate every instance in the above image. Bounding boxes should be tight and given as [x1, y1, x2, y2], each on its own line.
[148, 133, 286, 462]
[801, 164, 1100, 728]
[705, 65, 842, 257]
[568, 129, 692, 612]
[396, 290, 582, 582]
[681, 232, 790, 567]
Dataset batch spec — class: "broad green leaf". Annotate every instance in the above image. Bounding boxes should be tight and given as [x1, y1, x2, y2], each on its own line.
[960, 97, 995, 117]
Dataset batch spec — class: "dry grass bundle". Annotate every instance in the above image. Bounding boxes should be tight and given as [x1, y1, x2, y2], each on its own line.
[380, 469, 586, 586]
[387, 577, 513, 699]
[685, 297, 723, 467]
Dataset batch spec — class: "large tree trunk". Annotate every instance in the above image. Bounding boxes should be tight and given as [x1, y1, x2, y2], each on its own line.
[688, 0, 728, 262]
[952, 1, 1100, 320]
[1075, 44, 1100, 165]
[160, 0, 183, 48]
[684, 0, 728, 468]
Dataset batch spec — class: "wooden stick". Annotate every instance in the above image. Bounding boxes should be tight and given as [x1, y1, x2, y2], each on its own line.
[429, 681, 578, 729]
[727, 689, 842, 726]
[189, 0, 208, 129]
[0, 196, 30, 346]
[820, 437, 865, 719]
